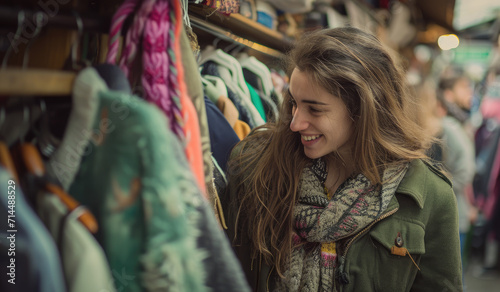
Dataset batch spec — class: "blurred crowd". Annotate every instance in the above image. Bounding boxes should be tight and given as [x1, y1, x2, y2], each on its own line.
[410, 43, 500, 280]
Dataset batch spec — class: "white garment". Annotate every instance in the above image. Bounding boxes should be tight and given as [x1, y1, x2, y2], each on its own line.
[199, 47, 265, 126]
[37, 194, 116, 292]
[237, 53, 274, 98]
[46, 69, 105, 190]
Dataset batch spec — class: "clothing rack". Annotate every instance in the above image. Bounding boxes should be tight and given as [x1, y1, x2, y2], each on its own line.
[188, 4, 293, 58]
[189, 15, 284, 59]
[0, 5, 109, 33]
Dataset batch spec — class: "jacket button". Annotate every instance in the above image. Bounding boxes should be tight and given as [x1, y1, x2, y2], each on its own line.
[395, 232, 404, 247]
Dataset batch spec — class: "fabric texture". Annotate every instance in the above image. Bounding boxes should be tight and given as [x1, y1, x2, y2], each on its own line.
[68, 68, 208, 292]
[201, 61, 264, 128]
[246, 82, 266, 122]
[36, 194, 116, 292]
[233, 120, 252, 140]
[46, 65, 103, 190]
[94, 63, 132, 94]
[172, 0, 207, 196]
[107, 0, 207, 196]
[0, 168, 66, 292]
[214, 96, 252, 139]
[205, 96, 240, 172]
[179, 21, 213, 198]
[194, 184, 252, 292]
[242, 68, 279, 122]
[276, 160, 408, 291]
[216, 96, 240, 125]
[106, 0, 140, 65]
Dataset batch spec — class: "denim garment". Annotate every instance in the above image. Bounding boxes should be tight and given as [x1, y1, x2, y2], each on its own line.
[0, 168, 65, 292]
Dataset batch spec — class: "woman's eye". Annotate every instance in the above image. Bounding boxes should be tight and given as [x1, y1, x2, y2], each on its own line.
[309, 107, 321, 114]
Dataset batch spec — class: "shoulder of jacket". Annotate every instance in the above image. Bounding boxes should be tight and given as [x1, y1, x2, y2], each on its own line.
[421, 160, 453, 187]
[397, 159, 453, 209]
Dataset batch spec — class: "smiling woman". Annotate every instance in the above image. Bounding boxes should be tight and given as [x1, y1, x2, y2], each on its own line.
[222, 26, 464, 292]
[288, 69, 354, 165]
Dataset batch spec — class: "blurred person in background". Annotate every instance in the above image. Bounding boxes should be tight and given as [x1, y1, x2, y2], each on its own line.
[473, 62, 500, 277]
[438, 68, 475, 138]
[435, 76, 477, 266]
[416, 77, 476, 279]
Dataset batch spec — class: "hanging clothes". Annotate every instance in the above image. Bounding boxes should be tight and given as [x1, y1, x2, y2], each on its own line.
[238, 53, 280, 122]
[66, 68, 250, 292]
[203, 76, 251, 140]
[205, 96, 240, 172]
[238, 59, 280, 121]
[246, 81, 267, 122]
[45, 64, 102, 191]
[199, 47, 266, 128]
[201, 61, 261, 128]
[67, 68, 208, 292]
[107, 0, 207, 197]
[36, 194, 116, 292]
[179, 21, 214, 200]
[94, 63, 133, 94]
[0, 168, 66, 292]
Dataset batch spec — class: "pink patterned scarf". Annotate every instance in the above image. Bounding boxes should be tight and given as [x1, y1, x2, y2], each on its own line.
[275, 160, 408, 292]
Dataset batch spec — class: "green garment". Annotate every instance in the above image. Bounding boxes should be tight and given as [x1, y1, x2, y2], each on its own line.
[246, 82, 267, 122]
[223, 137, 463, 292]
[68, 69, 207, 292]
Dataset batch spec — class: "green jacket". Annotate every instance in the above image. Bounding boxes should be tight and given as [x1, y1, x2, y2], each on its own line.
[223, 158, 463, 292]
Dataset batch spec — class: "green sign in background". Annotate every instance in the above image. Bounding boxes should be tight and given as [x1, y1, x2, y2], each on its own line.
[452, 42, 493, 65]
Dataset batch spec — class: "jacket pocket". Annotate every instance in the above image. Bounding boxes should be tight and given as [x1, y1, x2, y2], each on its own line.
[369, 217, 425, 292]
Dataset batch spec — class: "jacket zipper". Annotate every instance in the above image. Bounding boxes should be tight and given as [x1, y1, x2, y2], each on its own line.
[337, 207, 399, 289]
[263, 208, 400, 291]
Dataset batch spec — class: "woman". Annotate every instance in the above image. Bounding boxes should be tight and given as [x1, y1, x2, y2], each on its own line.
[222, 27, 463, 292]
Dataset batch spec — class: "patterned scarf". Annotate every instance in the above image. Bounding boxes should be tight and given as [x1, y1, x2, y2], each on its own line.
[276, 159, 409, 292]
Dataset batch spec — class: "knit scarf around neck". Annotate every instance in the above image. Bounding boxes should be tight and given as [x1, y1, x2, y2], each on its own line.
[275, 159, 409, 292]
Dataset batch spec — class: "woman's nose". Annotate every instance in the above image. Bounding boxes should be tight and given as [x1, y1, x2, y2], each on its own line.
[290, 109, 308, 132]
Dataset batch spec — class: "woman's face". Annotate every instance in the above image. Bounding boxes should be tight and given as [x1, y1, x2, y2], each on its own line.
[289, 68, 354, 159]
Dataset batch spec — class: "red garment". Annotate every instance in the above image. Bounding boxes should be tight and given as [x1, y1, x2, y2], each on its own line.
[173, 0, 207, 197]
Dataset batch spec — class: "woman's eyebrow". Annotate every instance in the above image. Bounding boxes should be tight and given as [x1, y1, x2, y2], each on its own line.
[288, 88, 328, 105]
[303, 100, 328, 105]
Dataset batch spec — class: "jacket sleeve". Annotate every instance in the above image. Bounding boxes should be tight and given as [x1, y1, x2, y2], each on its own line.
[411, 175, 463, 292]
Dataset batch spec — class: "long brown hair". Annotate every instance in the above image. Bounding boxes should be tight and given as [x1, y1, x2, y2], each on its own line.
[227, 26, 432, 276]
